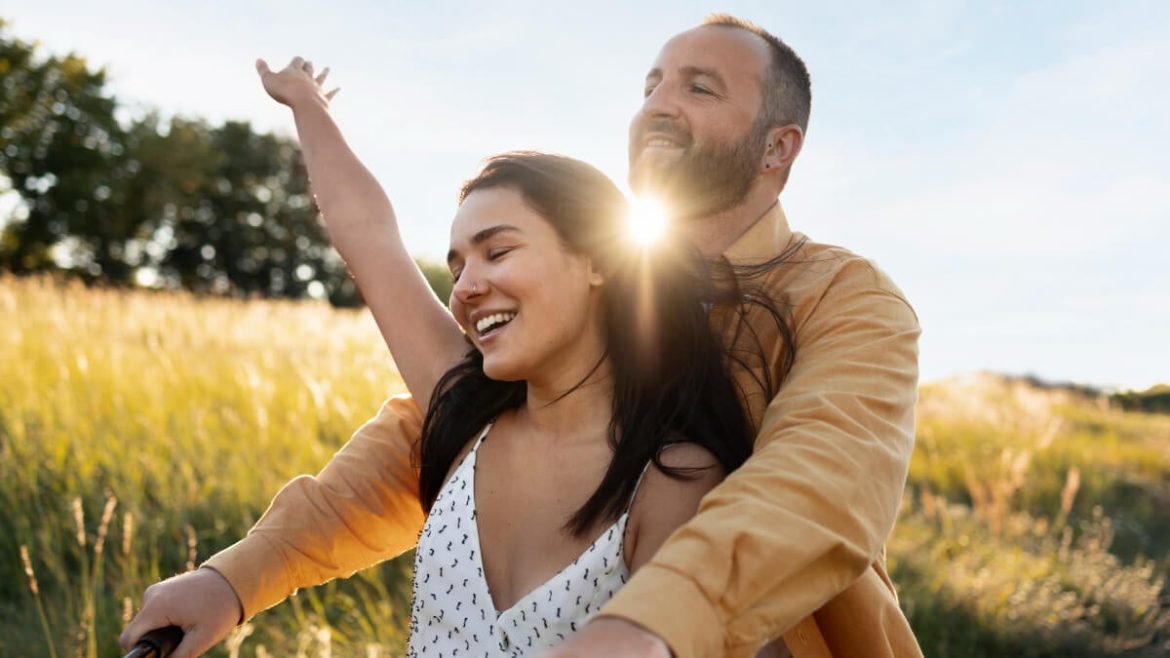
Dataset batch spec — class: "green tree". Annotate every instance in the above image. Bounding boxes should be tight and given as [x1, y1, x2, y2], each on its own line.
[0, 19, 456, 306]
[1112, 384, 1170, 415]
[145, 117, 356, 303]
[416, 258, 453, 306]
[0, 21, 356, 302]
[0, 19, 130, 279]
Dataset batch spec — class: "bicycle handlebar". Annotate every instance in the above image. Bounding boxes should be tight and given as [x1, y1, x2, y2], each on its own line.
[123, 625, 184, 658]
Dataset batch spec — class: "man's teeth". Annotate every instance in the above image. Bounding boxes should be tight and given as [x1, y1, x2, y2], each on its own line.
[476, 312, 516, 335]
[646, 138, 679, 148]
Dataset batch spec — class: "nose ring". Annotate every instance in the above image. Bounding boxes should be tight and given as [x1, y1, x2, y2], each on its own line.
[471, 283, 478, 295]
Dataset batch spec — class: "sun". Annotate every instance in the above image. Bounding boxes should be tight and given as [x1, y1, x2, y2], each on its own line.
[627, 196, 668, 247]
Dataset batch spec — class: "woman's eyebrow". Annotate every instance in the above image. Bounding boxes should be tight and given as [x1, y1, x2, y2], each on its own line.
[446, 224, 521, 264]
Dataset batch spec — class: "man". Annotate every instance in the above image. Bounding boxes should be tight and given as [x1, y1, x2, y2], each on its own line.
[122, 15, 922, 658]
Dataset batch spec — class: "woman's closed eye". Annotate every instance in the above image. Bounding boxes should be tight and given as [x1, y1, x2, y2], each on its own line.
[449, 247, 513, 281]
[487, 246, 515, 261]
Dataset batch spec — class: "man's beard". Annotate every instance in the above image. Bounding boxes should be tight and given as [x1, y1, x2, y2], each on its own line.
[629, 117, 768, 220]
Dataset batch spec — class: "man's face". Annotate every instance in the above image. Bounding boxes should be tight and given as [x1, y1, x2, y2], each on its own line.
[629, 26, 771, 218]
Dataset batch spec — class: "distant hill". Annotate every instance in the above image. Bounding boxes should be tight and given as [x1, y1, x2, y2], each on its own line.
[953, 372, 1170, 416]
[1112, 384, 1170, 415]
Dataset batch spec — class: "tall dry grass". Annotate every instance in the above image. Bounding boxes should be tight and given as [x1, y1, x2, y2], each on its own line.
[3, 277, 1168, 656]
[1, 275, 411, 657]
[894, 373, 1170, 657]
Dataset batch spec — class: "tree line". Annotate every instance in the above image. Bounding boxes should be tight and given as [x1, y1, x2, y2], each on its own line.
[0, 18, 452, 306]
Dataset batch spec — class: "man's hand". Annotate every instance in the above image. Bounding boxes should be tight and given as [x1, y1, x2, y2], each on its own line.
[256, 56, 339, 109]
[120, 568, 243, 658]
[536, 617, 672, 658]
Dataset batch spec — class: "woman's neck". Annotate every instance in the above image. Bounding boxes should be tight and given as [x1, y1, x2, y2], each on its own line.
[518, 362, 613, 445]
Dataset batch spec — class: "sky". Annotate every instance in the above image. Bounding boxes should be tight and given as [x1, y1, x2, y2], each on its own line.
[3, 1, 1168, 390]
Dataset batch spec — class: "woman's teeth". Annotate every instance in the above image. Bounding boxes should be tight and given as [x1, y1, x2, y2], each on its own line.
[476, 312, 516, 335]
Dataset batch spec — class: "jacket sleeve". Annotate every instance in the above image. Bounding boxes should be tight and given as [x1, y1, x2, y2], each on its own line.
[599, 261, 921, 658]
[202, 394, 426, 620]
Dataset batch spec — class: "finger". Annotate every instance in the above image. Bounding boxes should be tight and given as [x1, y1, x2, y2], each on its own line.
[120, 609, 160, 651]
[315, 66, 331, 85]
[303, 60, 314, 76]
[325, 87, 341, 101]
[255, 58, 271, 76]
[289, 56, 304, 71]
[170, 628, 215, 658]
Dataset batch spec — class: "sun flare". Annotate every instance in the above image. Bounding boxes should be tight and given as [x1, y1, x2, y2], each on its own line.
[627, 196, 668, 247]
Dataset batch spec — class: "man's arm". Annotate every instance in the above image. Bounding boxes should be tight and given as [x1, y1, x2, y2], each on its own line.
[122, 395, 426, 657]
[594, 259, 920, 658]
[203, 394, 426, 619]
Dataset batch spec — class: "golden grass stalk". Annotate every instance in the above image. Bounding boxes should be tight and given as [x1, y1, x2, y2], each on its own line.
[225, 622, 255, 658]
[185, 524, 198, 572]
[21, 544, 59, 658]
[122, 511, 134, 557]
[93, 495, 118, 559]
[1057, 467, 1081, 527]
[71, 498, 87, 549]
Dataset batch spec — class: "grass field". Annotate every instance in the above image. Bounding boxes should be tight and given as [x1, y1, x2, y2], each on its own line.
[3, 275, 1168, 657]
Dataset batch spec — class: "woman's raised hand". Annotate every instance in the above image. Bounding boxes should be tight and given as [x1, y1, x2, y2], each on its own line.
[255, 56, 339, 109]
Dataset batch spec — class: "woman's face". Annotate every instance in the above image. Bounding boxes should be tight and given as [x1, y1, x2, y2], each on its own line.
[447, 187, 606, 386]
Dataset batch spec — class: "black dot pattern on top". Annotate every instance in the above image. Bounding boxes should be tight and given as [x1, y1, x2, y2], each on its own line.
[406, 424, 643, 657]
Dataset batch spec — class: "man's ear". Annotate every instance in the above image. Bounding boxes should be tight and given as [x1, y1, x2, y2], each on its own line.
[761, 124, 804, 173]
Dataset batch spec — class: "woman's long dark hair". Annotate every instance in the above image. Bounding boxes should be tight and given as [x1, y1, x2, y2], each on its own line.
[417, 152, 794, 536]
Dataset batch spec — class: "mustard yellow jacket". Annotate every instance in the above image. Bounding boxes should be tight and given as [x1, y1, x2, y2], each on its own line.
[204, 204, 923, 658]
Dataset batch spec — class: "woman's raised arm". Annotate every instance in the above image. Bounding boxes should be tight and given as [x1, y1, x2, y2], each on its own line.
[257, 57, 466, 409]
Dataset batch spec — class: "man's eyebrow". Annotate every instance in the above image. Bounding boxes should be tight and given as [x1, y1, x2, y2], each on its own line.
[446, 224, 521, 264]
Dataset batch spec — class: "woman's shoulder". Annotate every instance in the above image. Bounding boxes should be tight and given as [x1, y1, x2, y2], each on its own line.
[624, 442, 727, 571]
[657, 441, 724, 470]
[638, 442, 726, 509]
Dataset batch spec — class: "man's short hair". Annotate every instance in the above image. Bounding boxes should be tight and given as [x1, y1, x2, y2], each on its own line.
[702, 14, 812, 134]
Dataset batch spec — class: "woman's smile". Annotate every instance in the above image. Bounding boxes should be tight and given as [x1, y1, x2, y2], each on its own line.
[473, 310, 518, 343]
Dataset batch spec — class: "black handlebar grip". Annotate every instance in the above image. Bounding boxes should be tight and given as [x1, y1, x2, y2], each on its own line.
[123, 625, 184, 658]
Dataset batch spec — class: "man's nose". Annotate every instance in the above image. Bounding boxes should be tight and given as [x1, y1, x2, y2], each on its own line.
[640, 82, 681, 119]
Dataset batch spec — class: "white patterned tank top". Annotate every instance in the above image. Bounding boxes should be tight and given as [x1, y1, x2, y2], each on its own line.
[407, 424, 647, 658]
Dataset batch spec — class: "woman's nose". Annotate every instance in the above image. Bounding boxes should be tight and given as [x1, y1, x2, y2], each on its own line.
[451, 271, 486, 304]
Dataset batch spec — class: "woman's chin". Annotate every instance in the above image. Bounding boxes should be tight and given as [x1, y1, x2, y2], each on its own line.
[481, 359, 526, 383]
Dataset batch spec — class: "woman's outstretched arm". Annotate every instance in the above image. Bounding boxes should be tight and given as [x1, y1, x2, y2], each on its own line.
[257, 56, 466, 409]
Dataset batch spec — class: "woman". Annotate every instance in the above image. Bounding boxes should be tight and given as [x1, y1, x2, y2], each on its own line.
[251, 57, 761, 656]
[125, 57, 770, 658]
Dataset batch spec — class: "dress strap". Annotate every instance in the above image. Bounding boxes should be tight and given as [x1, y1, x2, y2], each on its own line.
[618, 458, 656, 558]
[469, 422, 493, 453]
[622, 458, 655, 516]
